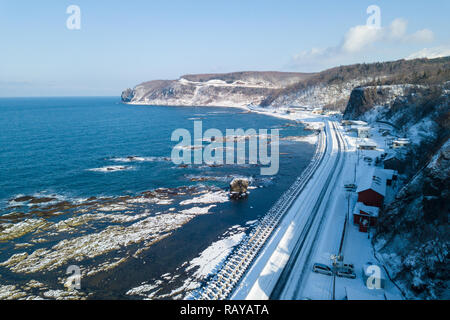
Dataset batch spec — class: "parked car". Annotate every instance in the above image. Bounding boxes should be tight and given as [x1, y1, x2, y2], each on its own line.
[344, 184, 356, 190]
[336, 268, 356, 279]
[312, 263, 333, 276]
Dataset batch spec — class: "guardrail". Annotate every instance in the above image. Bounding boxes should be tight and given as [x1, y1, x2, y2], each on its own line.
[190, 126, 327, 300]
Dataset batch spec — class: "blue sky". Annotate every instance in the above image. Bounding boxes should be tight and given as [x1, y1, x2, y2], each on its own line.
[0, 0, 449, 96]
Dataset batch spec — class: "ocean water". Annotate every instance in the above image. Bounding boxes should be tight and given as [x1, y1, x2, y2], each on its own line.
[0, 97, 315, 299]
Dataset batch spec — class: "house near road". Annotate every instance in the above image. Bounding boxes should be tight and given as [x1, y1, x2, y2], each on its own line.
[356, 126, 371, 138]
[353, 202, 379, 232]
[289, 106, 311, 112]
[354, 168, 398, 232]
[357, 140, 377, 150]
[357, 171, 386, 208]
[346, 125, 371, 138]
[392, 138, 410, 148]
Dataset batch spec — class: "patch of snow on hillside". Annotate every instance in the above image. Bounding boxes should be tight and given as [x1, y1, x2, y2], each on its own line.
[407, 117, 438, 145]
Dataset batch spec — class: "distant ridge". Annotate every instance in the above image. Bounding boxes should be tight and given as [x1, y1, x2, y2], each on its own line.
[122, 56, 450, 111]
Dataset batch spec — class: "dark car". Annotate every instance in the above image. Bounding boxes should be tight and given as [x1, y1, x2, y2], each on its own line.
[312, 263, 333, 276]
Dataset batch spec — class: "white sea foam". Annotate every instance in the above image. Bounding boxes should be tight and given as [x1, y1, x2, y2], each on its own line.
[179, 191, 228, 206]
[126, 197, 173, 205]
[180, 205, 216, 215]
[126, 281, 163, 296]
[110, 156, 170, 163]
[281, 134, 318, 145]
[87, 165, 133, 172]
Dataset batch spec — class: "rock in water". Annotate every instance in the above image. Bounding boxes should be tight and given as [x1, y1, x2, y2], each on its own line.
[229, 178, 249, 199]
[121, 88, 134, 103]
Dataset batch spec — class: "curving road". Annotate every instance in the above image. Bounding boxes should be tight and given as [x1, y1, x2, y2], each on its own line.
[232, 119, 347, 300]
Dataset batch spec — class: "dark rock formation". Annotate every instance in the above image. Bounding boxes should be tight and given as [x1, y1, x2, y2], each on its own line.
[229, 178, 249, 200]
[121, 88, 134, 102]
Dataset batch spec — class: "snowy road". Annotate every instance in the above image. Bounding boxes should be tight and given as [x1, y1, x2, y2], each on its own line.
[271, 121, 347, 299]
[231, 119, 347, 299]
[273, 121, 348, 300]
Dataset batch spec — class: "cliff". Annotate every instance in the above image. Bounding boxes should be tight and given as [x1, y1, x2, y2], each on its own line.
[342, 81, 449, 299]
[122, 57, 450, 111]
[374, 139, 449, 299]
[121, 71, 312, 108]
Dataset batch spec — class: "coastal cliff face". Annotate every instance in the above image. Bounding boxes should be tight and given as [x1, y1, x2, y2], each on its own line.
[342, 82, 449, 299]
[122, 57, 450, 112]
[121, 71, 312, 108]
[374, 139, 449, 299]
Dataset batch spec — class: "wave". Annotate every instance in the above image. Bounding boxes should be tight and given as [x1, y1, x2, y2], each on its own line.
[109, 156, 171, 163]
[280, 134, 318, 145]
[87, 165, 134, 172]
[185, 174, 255, 184]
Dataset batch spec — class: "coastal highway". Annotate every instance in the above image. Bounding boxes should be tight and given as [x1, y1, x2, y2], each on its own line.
[231, 119, 346, 300]
[193, 119, 347, 300]
[269, 121, 347, 300]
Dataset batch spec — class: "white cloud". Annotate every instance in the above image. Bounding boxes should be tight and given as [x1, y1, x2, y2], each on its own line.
[342, 25, 383, 53]
[406, 29, 434, 43]
[388, 18, 408, 40]
[341, 18, 433, 53]
[406, 45, 450, 60]
[291, 18, 434, 69]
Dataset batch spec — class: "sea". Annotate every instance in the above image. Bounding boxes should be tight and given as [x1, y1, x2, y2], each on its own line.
[0, 97, 315, 299]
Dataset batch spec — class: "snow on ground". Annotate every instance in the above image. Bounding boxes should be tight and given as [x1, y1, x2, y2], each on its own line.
[186, 231, 246, 279]
[124, 225, 247, 300]
[232, 120, 332, 299]
[231, 116, 404, 300]
[297, 121, 403, 300]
